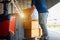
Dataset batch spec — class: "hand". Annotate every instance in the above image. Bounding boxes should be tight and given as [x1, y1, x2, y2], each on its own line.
[31, 5, 35, 13]
[31, 5, 35, 10]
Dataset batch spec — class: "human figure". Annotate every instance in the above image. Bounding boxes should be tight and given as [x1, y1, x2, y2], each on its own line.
[31, 0, 48, 40]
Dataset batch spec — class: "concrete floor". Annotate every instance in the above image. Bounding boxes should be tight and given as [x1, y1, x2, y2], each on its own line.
[8, 20, 60, 40]
[48, 27, 60, 40]
[14, 23, 60, 40]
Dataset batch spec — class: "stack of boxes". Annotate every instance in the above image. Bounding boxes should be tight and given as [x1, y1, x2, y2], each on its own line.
[23, 8, 42, 38]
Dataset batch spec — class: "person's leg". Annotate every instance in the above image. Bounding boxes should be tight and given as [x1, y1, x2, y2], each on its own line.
[38, 13, 48, 40]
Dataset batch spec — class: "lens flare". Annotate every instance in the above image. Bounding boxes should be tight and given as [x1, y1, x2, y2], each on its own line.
[20, 13, 24, 18]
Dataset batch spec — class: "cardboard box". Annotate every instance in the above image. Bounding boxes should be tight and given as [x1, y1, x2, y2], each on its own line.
[23, 8, 40, 29]
[32, 20, 39, 29]
[23, 8, 42, 38]
[24, 29, 40, 38]
[24, 20, 40, 29]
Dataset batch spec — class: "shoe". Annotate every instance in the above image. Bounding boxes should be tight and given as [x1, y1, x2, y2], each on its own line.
[44, 36, 49, 40]
[41, 36, 49, 40]
[44, 38, 48, 40]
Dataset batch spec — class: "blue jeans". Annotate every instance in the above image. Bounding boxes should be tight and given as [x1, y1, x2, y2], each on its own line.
[38, 13, 48, 38]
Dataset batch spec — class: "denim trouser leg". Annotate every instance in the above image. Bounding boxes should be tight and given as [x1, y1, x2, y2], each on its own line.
[38, 13, 48, 38]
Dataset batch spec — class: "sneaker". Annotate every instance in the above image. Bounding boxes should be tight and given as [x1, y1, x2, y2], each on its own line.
[44, 36, 49, 40]
[41, 36, 49, 40]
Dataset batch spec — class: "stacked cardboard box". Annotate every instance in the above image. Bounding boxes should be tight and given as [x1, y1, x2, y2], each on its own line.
[24, 20, 42, 38]
[23, 8, 42, 38]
